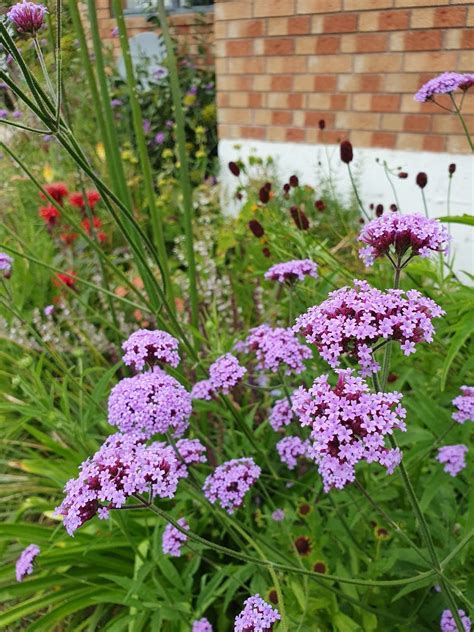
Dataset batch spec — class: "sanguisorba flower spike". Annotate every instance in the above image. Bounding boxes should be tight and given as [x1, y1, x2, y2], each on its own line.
[292, 369, 406, 491]
[358, 212, 450, 268]
[7, 1, 47, 36]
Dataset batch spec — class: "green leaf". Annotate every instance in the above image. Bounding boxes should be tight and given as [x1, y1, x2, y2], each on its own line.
[437, 214, 474, 226]
[441, 312, 474, 390]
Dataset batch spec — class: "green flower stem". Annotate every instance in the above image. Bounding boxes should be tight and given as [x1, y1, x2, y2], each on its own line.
[156, 0, 199, 332]
[347, 163, 370, 221]
[383, 161, 401, 213]
[421, 188, 429, 218]
[33, 37, 57, 106]
[113, 0, 175, 313]
[0, 119, 48, 134]
[375, 263, 465, 632]
[140, 498, 439, 587]
[450, 94, 474, 152]
[54, 0, 62, 126]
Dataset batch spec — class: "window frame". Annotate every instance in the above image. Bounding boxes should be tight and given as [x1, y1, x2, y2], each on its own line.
[123, 0, 214, 16]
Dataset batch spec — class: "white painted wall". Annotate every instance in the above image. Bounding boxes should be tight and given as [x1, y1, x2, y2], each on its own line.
[219, 139, 474, 278]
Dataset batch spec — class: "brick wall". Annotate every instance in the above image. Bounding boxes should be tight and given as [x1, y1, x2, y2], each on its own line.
[215, 0, 474, 154]
[79, 1, 214, 63]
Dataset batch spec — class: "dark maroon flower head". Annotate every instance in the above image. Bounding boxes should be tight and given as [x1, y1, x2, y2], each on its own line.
[228, 161, 240, 177]
[416, 172, 428, 189]
[387, 372, 398, 383]
[283, 183, 290, 193]
[313, 561, 327, 574]
[264, 182, 272, 192]
[259, 186, 270, 204]
[298, 502, 311, 516]
[369, 203, 374, 210]
[390, 204, 398, 212]
[448, 163, 456, 175]
[375, 204, 384, 217]
[290, 207, 309, 230]
[248, 219, 264, 238]
[235, 192, 243, 201]
[318, 119, 326, 130]
[268, 589, 278, 605]
[340, 140, 353, 164]
[315, 199, 325, 212]
[294, 535, 312, 556]
[398, 172, 408, 179]
[262, 247, 271, 258]
[289, 175, 299, 188]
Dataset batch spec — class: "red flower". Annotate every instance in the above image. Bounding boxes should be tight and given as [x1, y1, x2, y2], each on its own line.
[81, 216, 102, 233]
[60, 232, 78, 245]
[290, 206, 309, 230]
[39, 205, 60, 227]
[97, 231, 107, 243]
[53, 270, 77, 289]
[40, 182, 69, 204]
[315, 199, 325, 212]
[340, 140, 353, 164]
[248, 219, 264, 238]
[69, 190, 101, 210]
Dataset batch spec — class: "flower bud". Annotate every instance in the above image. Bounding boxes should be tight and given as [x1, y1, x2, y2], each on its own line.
[376, 204, 384, 217]
[248, 219, 264, 238]
[290, 207, 309, 230]
[398, 172, 408, 179]
[318, 119, 326, 130]
[340, 140, 353, 164]
[259, 186, 269, 204]
[448, 163, 456, 175]
[289, 175, 299, 188]
[228, 161, 240, 177]
[416, 172, 428, 189]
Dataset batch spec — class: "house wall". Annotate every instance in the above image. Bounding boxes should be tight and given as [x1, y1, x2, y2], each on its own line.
[214, 0, 474, 154]
[79, 1, 214, 63]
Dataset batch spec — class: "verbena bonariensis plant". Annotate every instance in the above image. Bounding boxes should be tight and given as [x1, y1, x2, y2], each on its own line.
[0, 3, 473, 631]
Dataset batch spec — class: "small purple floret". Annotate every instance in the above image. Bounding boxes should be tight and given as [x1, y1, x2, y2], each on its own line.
[437, 444, 468, 477]
[234, 594, 280, 632]
[15, 544, 40, 582]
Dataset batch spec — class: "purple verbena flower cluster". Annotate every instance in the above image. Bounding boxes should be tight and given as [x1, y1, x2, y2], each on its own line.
[175, 438, 207, 478]
[237, 324, 312, 375]
[440, 609, 471, 632]
[122, 329, 180, 371]
[7, 1, 47, 35]
[192, 618, 213, 632]
[292, 369, 406, 491]
[414, 72, 474, 102]
[162, 518, 189, 557]
[437, 445, 468, 477]
[55, 433, 179, 535]
[15, 544, 40, 582]
[452, 386, 474, 424]
[203, 458, 261, 514]
[276, 436, 311, 470]
[294, 280, 444, 376]
[358, 213, 450, 267]
[234, 594, 281, 632]
[107, 368, 191, 438]
[0, 252, 13, 278]
[264, 259, 318, 284]
[208, 353, 246, 393]
[271, 508, 285, 522]
[192, 353, 246, 400]
[269, 397, 293, 432]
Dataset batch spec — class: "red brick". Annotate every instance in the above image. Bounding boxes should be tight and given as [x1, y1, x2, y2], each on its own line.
[461, 30, 474, 49]
[254, 0, 295, 18]
[272, 111, 293, 125]
[288, 93, 304, 109]
[288, 16, 311, 34]
[331, 94, 348, 109]
[360, 75, 382, 92]
[240, 126, 266, 140]
[372, 95, 401, 112]
[404, 31, 442, 51]
[286, 128, 306, 142]
[355, 34, 388, 53]
[423, 136, 446, 152]
[228, 19, 265, 39]
[323, 13, 357, 33]
[316, 35, 340, 54]
[271, 75, 293, 91]
[403, 114, 431, 133]
[248, 93, 263, 108]
[305, 112, 325, 127]
[313, 75, 338, 92]
[372, 132, 397, 148]
[264, 38, 295, 55]
[379, 10, 410, 30]
[226, 40, 253, 56]
[434, 7, 466, 28]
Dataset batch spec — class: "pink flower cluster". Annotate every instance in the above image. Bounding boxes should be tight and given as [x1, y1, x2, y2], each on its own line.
[437, 445, 468, 477]
[162, 518, 189, 557]
[440, 609, 471, 632]
[107, 368, 192, 438]
[292, 369, 406, 491]
[192, 353, 246, 400]
[7, 1, 47, 35]
[192, 618, 213, 632]
[452, 386, 474, 424]
[55, 433, 179, 535]
[358, 213, 450, 267]
[276, 436, 311, 470]
[414, 72, 474, 102]
[15, 544, 40, 582]
[237, 324, 312, 375]
[202, 458, 261, 514]
[294, 280, 444, 376]
[234, 594, 280, 632]
[269, 397, 293, 432]
[122, 329, 180, 371]
[264, 259, 318, 284]
[174, 438, 208, 478]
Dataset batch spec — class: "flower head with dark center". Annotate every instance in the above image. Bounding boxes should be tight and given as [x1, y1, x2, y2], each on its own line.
[313, 561, 327, 574]
[294, 535, 312, 556]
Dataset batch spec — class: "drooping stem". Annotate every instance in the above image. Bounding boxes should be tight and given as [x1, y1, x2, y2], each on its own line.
[347, 163, 370, 221]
